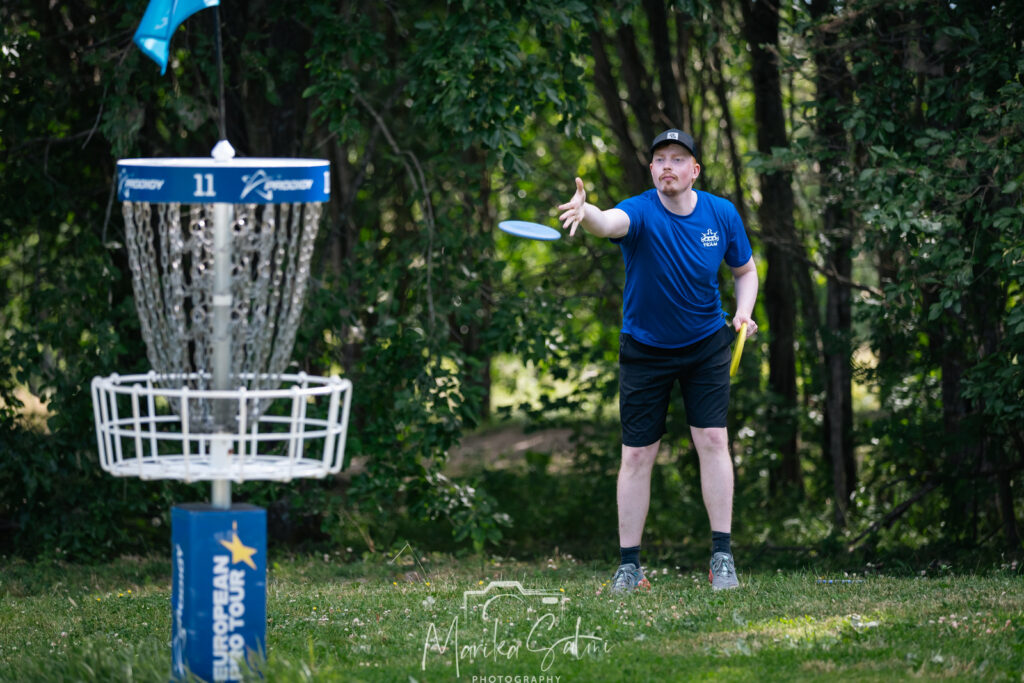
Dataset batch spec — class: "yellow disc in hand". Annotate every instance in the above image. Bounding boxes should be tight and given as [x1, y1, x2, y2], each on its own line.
[730, 322, 748, 378]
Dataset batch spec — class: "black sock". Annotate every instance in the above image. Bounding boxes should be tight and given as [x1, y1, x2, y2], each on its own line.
[711, 531, 731, 556]
[619, 545, 641, 568]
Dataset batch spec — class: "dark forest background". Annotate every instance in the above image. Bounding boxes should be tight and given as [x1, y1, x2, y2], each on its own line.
[2, 0, 1022, 567]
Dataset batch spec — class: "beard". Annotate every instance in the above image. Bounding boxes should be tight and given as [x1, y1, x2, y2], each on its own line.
[657, 176, 689, 196]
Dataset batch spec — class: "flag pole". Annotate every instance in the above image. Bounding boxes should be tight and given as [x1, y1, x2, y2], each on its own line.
[213, 5, 227, 141]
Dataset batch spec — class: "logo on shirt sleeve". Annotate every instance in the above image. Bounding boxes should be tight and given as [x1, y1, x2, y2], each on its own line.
[701, 229, 720, 247]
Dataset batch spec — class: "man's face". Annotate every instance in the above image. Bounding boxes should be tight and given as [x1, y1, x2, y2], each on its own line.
[650, 143, 700, 196]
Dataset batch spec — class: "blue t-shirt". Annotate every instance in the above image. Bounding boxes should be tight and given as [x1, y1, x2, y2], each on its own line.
[611, 189, 752, 348]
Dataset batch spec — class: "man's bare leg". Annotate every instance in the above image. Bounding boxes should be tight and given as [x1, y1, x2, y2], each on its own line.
[690, 427, 733, 532]
[610, 440, 660, 592]
[617, 440, 661, 546]
[692, 426, 739, 589]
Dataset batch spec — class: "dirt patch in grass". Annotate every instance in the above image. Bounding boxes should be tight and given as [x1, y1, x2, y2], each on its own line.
[445, 425, 574, 475]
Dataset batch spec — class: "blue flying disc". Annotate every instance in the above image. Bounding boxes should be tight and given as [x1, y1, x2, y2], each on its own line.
[498, 220, 561, 241]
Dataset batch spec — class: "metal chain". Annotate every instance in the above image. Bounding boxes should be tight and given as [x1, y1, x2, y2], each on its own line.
[122, 199, 322, 432]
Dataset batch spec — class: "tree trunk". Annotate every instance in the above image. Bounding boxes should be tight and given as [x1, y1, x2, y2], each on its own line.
[742, 0, 802, 495]
[673, 13, 695, 133]
[464, 148, 494, 419]
[643, 0, 684, 129]
[812, 0, 857, 527]
[964, 191, 1019, 549]
[824, 238, 855, 523]
[590, 27, 648, 194]
[615, 23, 656, 146]
[708, 40, 750, 227]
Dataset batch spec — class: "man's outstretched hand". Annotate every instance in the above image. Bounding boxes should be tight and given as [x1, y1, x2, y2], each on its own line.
[557, 177, 587, 237]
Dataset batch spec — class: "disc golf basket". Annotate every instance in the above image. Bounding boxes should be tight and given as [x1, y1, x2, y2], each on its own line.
[91, 152, 351, 505]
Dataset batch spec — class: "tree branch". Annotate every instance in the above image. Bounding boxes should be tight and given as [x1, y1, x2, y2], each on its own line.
[847, 479, 940, 551]
[353, 92, 438, 335]
[758, 231, 884, 297]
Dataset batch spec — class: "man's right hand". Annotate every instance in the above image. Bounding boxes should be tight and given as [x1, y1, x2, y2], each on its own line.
[557, 177, 587, 237]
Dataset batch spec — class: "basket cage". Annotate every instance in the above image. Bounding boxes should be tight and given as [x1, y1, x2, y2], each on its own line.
[122, 200, 321, 432]
[91, 371, 353, 482]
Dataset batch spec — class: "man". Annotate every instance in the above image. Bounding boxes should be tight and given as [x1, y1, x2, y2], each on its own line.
[557, 129, 758, 591]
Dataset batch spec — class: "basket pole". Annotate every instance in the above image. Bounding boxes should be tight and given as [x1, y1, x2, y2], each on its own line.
[211, 201, 234, 508]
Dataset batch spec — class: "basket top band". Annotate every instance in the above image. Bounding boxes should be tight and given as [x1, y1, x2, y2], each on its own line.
[117, 157, 330, 204]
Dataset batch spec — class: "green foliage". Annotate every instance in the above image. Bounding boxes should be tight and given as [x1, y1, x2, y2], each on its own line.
[296, 0, 596, 554]
[0, 2, 226, 561]
[2, 0, 1022, 566]
[469, 427, 621, 558]
[0, 221, 179, 559]
[306, 0, 589, 173]
[2, 0, 596, 560]
[820, 0, 1024, 547]
[417, 473, 512, 554]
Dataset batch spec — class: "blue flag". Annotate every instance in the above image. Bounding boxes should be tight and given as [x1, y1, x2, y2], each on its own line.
[133, 0, 220, 74]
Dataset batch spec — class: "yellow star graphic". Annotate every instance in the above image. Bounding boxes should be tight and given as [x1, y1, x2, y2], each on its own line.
[219, 522, 258, 570]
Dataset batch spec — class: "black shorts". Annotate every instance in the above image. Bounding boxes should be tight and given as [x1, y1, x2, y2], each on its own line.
[619, 326, 734, 447]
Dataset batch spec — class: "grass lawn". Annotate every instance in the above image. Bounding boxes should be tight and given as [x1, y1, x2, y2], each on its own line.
[0, 551, 1021, 681]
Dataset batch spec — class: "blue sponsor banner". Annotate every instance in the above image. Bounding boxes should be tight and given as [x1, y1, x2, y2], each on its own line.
[118, 158, 330, 204]
[171, 504, 266, 682]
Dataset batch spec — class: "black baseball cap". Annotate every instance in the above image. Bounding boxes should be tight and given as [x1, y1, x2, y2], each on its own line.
[650, 129, 697, 159]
